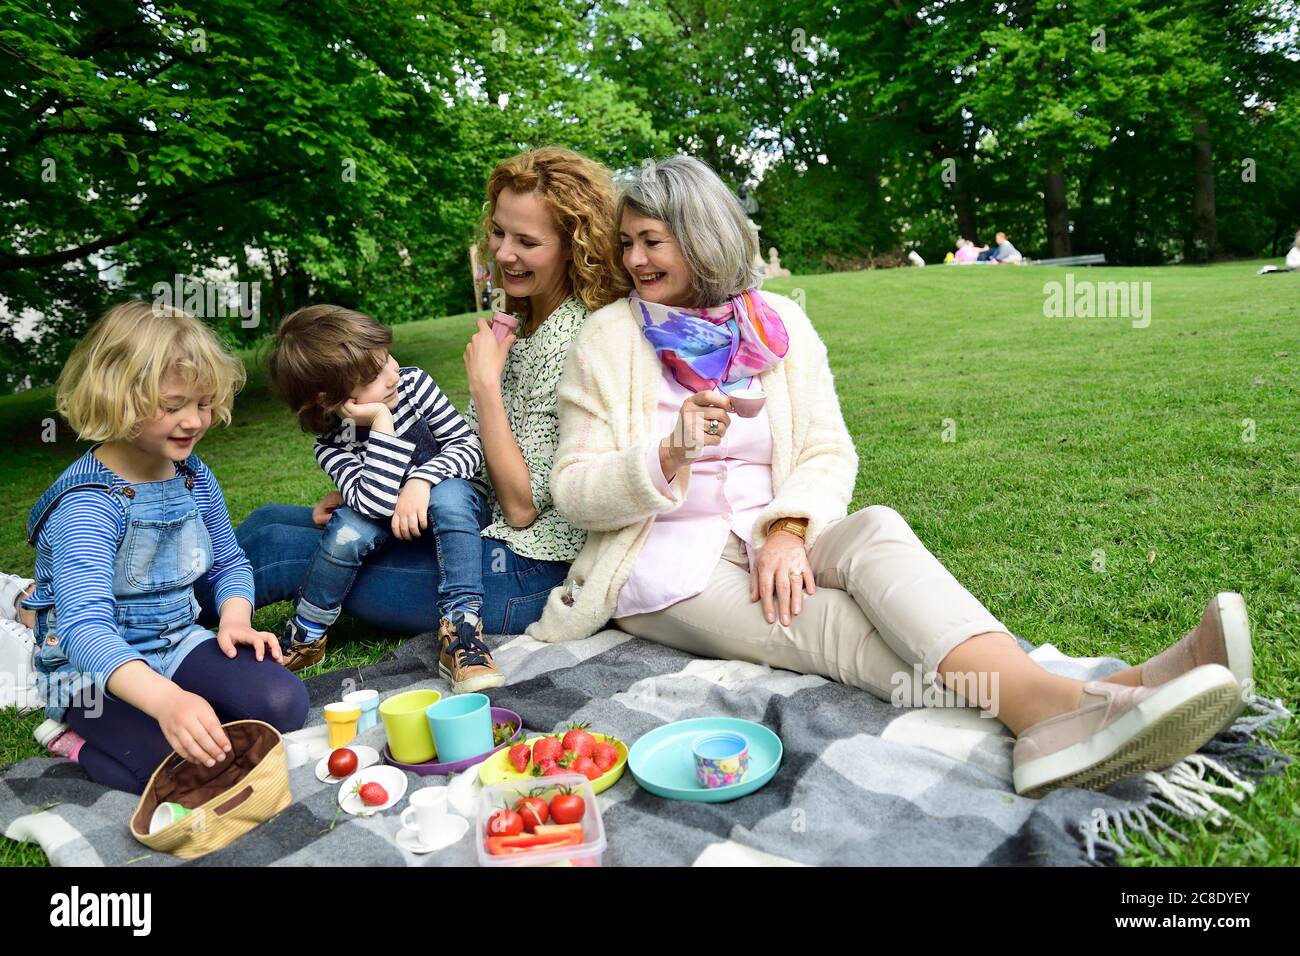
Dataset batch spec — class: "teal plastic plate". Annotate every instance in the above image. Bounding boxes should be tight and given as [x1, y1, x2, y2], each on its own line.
[627, 717, 782, 803]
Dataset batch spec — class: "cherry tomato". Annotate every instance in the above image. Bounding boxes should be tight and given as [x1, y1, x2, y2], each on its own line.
[328, 748, 358, 778]
[514, 796, 550, 833]
[548, 793, 585, 825]
[487, 808, 524, 836]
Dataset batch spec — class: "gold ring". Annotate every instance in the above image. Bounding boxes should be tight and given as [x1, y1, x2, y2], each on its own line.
[789, 569, 802, 579]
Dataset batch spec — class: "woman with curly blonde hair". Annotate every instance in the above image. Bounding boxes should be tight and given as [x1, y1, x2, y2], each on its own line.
[226, 148, 624, 639]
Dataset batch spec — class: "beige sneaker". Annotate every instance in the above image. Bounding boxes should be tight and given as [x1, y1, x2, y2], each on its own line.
[437, 617, 505, 694]
[1141, 593, 1253, 711]
[1012, 664, 1240, 798]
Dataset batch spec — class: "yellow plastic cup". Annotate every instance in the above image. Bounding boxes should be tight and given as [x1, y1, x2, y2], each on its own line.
[323, 702, 361, 749]
[379, 689, 442, 763]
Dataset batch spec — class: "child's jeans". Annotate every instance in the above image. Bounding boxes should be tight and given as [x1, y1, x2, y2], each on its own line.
[294, 478, 490, 629]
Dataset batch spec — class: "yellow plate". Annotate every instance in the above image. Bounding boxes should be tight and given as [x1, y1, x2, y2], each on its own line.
[478, 734, 628, 795]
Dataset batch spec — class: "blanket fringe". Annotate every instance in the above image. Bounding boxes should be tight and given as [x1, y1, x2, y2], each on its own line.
[1079, 696, 1293, 864]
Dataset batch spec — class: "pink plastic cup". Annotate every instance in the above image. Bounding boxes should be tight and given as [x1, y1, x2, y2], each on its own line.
[491, 312, 520, 343]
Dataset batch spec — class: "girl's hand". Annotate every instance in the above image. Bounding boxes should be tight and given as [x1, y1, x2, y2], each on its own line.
[158, 688, 232, 767]
[392, 478, 431, 540]
[464, 317, 514, 399]
[659, 390, 732, 480]
[750, 531, 816, 627]
[312, 490, 344, 528]
[217, 620, 283, 664]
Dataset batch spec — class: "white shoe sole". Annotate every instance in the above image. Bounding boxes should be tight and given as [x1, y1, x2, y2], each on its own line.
[1014, 664, 1240, 799]
[438, 662, 506, 695]
[1214, 592, 1254, 696]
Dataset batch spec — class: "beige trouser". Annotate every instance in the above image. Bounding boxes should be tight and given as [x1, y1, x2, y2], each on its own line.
[614, 505, 1009, 704]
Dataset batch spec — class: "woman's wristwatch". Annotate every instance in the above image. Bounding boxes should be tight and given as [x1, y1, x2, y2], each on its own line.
[766, 517, 809, 540]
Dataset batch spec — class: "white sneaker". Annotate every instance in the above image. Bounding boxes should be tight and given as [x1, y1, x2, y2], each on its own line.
[0, 617, 43, 715]
[0, 573, 35, 624]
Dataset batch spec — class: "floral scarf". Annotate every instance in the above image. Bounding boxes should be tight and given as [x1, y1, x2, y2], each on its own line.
[633, 289, 789, 394]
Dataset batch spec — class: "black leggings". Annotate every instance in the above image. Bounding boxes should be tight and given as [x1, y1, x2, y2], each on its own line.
[64, 641, 309, 794]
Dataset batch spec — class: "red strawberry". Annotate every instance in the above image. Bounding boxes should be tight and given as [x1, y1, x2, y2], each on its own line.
[532, 735, 563, 764]
[543, 763, 569, 777]
[561, 723, 595, 758]
[355, 781, 388, 806]
[592, 741, 619, 773]
[508, 743, 531, 773]
[531, 757, 559, 777]
[570, 755, 601, 781]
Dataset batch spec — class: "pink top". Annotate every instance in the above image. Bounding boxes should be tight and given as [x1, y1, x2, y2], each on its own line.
[954, 244, 980, 263]
[614, 367, 776, 618]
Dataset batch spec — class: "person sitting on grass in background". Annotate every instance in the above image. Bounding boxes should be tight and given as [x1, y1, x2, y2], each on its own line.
[23, 301, 307, 794]
[1288, 229, 1300, 270]
[988, 231, 1023, 264]
[953, 238, 980, 264]
[267, 305, 504, 692]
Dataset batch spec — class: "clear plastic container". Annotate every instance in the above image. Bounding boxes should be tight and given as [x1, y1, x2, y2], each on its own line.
[476, 773, 606, 867]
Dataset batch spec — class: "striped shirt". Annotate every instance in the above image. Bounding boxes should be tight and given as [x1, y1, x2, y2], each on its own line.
[314, 366, 486, 518]
[26, 449, 255, 683]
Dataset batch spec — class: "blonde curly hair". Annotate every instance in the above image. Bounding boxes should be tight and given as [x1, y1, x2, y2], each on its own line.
[479, 147, 627, 332]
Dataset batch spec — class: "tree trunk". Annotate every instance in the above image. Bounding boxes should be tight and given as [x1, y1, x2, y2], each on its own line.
[1189, 109, 1216, 261]
[954, 178, 978, 243]
[1043, 167, 1071, 257]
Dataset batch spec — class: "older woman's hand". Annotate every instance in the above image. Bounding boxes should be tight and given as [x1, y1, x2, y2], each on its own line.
[751, 531, 816, 627]
[658, 390, 731, 482]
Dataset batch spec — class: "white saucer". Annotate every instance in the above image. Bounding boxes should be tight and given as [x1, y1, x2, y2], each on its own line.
[396, 816, 469, 854]
[316, 745, 380, 783]
[338, 765, 407, 816]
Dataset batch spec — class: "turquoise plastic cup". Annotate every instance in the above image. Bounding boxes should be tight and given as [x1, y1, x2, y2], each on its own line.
[425, 693, 494, 764]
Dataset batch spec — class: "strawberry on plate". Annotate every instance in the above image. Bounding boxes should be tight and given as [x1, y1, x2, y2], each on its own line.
[561, 723, 595, 758]
[591, 741, 619, 773]
[354, 781, 388, 807]
[569, 755, 602, 782]
[531, 735, 563, 764]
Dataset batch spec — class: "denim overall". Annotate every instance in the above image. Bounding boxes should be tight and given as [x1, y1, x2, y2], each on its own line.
[26, 456, 217, 721]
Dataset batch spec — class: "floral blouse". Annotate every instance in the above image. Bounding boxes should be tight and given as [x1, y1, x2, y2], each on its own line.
[465, 296, 588, 562]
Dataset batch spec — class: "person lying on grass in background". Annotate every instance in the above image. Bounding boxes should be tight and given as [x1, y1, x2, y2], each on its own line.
[23, 301, 307, 794]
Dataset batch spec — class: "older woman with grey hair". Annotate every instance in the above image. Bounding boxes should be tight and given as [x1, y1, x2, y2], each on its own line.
[526, 154, 1252, 798]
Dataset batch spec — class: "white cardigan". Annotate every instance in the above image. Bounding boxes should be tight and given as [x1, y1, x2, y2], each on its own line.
[524, 292, 859, 643]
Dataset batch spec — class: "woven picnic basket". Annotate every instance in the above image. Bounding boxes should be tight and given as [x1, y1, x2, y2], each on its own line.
[129, 719, 291, 860]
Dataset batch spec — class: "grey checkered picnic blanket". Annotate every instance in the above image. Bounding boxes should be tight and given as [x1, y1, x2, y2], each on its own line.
[1, 629, 1291, 866]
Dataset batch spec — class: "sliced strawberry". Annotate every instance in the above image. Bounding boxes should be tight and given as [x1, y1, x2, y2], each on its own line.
[508, 742, 531, 773]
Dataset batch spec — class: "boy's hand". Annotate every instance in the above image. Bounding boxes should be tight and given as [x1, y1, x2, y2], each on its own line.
[312, 490, 344, 528]
[340, 400, 394, 432]
[392, 478, 432, 540]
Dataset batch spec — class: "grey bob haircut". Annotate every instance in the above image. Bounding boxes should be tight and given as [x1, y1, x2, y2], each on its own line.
[617, 154, 763, 307]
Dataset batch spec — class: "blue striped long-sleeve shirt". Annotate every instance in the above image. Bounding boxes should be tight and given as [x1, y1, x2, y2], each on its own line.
[313, 366, 486, 518]
[26, 451, 255, 684]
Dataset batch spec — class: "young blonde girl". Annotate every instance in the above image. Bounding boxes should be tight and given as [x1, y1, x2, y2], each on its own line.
[23, 301, 307, 793]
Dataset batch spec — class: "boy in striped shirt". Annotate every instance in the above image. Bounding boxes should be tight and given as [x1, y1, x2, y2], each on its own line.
[268, 305, 503, 692]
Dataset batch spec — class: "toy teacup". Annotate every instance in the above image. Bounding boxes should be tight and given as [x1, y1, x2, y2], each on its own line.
[693, 732, 750, 788]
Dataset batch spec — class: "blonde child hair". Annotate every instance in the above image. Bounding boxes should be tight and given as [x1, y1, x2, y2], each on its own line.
[55, 301, 245, 442]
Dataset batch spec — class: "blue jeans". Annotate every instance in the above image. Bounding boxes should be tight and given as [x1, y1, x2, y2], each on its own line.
[295, 479, 489, 628]
[202, 503, 571, 635]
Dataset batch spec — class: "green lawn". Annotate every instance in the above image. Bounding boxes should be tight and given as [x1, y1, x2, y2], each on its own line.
[2, 261, 1297, 867]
